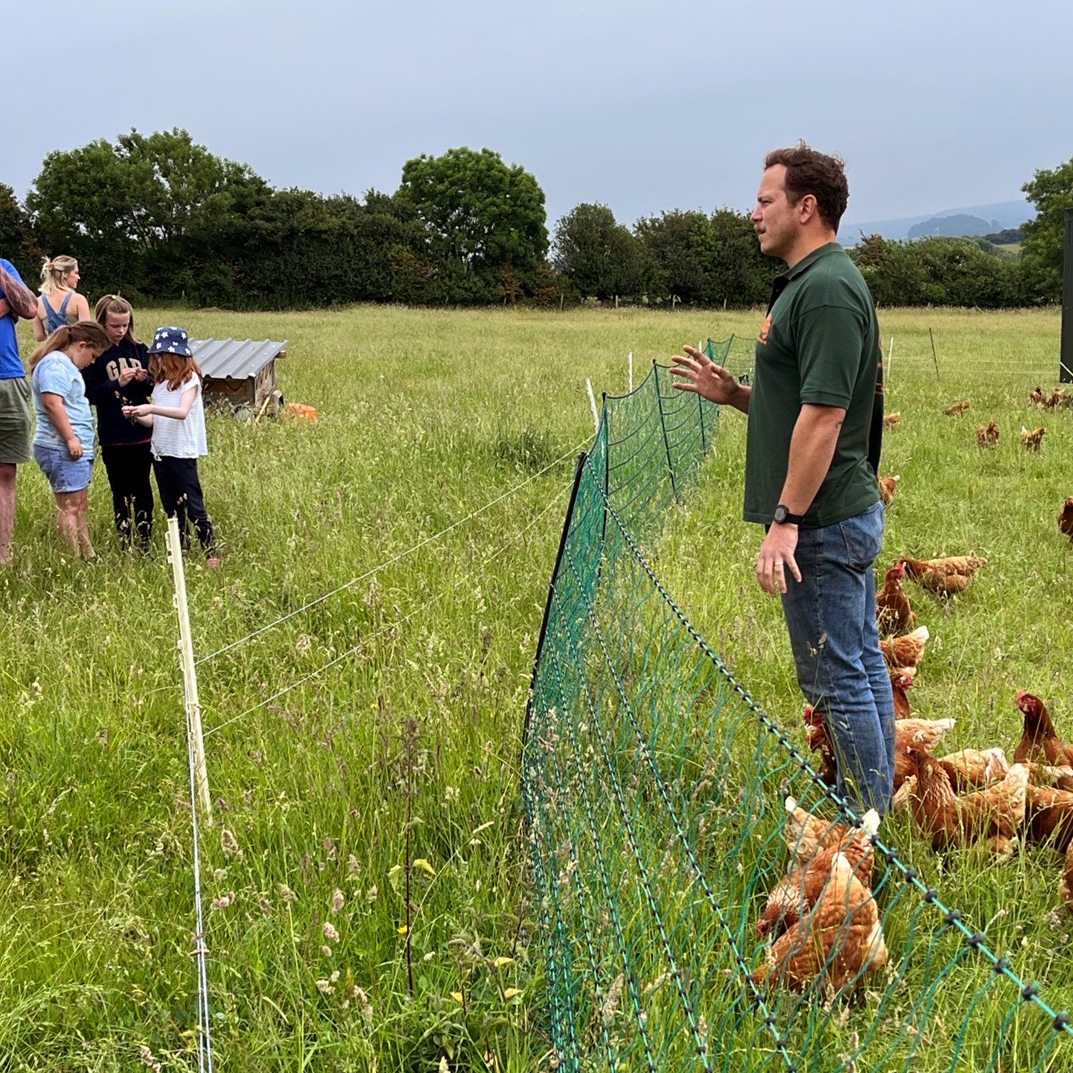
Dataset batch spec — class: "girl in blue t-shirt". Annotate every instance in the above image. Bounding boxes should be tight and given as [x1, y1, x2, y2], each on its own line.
[29, 321, 110, 559]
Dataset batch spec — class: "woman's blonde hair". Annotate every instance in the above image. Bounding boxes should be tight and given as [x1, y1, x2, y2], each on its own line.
[39, 255, 80, 294]
[93, 294, 139, 345]
[149, 352, 203, 391]
[29, 321, 110, 370]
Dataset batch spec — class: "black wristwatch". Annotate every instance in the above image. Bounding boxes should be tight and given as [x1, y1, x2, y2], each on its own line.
[772, 504, 804, 525]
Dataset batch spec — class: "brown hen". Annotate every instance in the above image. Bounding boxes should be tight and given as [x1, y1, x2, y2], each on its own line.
[1024, 784, 1073, 853]
[899, 554, 986, 596]
[892, 747, 1009, 812]
[943, 399, 971, 416]
[1014, 692, 1073, 768]
[1020, 425, 1046, 451]
[782, 797, 880, 874]
[1058, 498, 1073, 542]
[880, 625, 929, 672]
[889, 668, 916, 720]
[975, 420, 999, 447]
[753, 852, 888, 993]
[876, 561, 915, 634]
[883, 411, 901, 429]
[893, 718, 956, 789]
[878, 474, 900, 504]
[907, 749, 1028, 858]
[757, 808, 880, 939]
[802, 705, 838, 787]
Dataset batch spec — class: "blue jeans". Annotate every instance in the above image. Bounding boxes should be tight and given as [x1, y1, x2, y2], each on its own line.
[779, 501, 895, 814]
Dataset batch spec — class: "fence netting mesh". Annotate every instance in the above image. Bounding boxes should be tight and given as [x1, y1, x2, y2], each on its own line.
[521, 339, 1072, 1073]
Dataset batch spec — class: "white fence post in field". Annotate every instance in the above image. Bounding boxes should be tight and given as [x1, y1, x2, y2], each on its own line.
[628, 352, 633, 393]
[585, 378, 600, 434]
[887, 335, 894, 379]
[167, 516, 213, 826]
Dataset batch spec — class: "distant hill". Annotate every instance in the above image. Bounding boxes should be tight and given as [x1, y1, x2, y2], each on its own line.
[841, 200, 1033, 243]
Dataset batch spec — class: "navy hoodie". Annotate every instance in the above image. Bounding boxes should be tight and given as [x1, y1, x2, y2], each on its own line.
[82, 340, 153, 446]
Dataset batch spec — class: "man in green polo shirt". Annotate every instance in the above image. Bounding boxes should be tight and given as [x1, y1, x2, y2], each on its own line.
[670, 143, 894, 815]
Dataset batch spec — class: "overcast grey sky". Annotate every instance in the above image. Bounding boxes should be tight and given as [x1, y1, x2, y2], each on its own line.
[3, 0, 1070, 235]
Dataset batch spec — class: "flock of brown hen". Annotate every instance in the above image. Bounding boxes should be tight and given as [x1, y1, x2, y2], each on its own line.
[757, 386, 1073, 994]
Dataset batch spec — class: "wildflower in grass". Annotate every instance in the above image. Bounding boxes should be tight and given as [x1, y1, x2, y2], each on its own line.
[278, 883, 297, 903]
[331, 888, 345, 914]
[321, 945, 332, 957]
[493, 956, 514, 968]
[366, 885, 377, 903]
[444, 785, 459, 802]
[212, 891, 236, 910]
[600, 973, 624, 1024]
[316, 978, 334, 994]
[324, 921, 340, 943]
[503, 988, 523, 1000]
[450, 991, 463, 1003]
[138, 1045, 162, 1072]
[347, 854, 361, 876]
[324, 836, 336, 861]
[220, 828, 243, 860]
[439, 1057, 451, 1073]
[353, 986, 373, 1024]
[397, 924, 408, 936]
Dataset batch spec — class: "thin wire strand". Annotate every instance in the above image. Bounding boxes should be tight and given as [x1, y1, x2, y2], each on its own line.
[194, 440, 587, 667]
[203, 485, 568, 739]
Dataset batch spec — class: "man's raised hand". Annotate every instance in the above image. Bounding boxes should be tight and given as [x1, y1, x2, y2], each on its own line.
[669, 345, 745, 409]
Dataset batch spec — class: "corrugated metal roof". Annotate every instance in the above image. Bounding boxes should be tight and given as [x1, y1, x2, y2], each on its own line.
[189, 338, 288, 381]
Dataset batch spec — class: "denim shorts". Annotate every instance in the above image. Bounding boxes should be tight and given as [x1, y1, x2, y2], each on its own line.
[33, 443, 93, 494]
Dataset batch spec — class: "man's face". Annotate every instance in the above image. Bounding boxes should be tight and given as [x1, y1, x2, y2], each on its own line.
[751, 165, 798, 261]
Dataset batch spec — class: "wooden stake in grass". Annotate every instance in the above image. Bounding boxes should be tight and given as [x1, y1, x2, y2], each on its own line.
[166, 516, 213, 827]
[929, 327, 941, 382]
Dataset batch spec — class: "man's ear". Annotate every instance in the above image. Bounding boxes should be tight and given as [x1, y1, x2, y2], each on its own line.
[797, 193, 819, 224]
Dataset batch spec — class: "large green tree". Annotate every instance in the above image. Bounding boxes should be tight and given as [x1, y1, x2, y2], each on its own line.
[553, 203, 645, 300]
[1021, 155, 1073, 299]
[27, 128, 266, 298]
[397, 147, 547, 303]
[634, 209, 714, 303]
[0, 183, 39, 282]
[633, 207, 777, 307]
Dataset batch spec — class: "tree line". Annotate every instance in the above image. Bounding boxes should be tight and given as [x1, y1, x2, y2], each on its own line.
[1, 129, 1069, 311]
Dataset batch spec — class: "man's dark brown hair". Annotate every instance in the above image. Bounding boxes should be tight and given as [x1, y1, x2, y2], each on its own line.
[764, 142, 849, 231]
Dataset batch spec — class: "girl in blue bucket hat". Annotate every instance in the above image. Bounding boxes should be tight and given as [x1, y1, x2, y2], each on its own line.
[123, 327, 219, 566]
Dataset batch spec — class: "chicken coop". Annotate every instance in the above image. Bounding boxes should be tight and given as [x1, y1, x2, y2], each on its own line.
[189, 337, 288, 417]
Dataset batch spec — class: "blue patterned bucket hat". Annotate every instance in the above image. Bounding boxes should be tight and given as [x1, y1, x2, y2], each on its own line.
[147, 326, 193, 357]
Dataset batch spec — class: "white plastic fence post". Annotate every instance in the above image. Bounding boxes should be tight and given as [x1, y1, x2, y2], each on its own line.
[585, 378, 600, 434]
[167, 516, 213, 826]
[628, 352, 633, 393]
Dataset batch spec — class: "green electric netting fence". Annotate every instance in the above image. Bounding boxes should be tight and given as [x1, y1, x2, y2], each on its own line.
[521, 340, 1073, 1073]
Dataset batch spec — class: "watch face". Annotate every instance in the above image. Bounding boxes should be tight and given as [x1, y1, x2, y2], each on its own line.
[774, 505, 787, 523]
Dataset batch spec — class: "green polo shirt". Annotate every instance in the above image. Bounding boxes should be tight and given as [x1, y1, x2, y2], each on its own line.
[744, 242, 882, 528]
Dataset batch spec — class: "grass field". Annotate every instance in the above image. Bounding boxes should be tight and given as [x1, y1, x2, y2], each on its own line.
[1, 304, 1070, 1071]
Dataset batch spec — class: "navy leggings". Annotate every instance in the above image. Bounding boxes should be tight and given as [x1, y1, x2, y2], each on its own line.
[153, 455, 215, 556]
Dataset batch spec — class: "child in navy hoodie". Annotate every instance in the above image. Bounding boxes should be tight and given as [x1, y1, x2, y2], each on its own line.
[83, 295, 154, 551]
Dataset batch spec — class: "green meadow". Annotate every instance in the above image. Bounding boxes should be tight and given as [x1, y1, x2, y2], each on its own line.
[1, 305, 1071, 1071]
